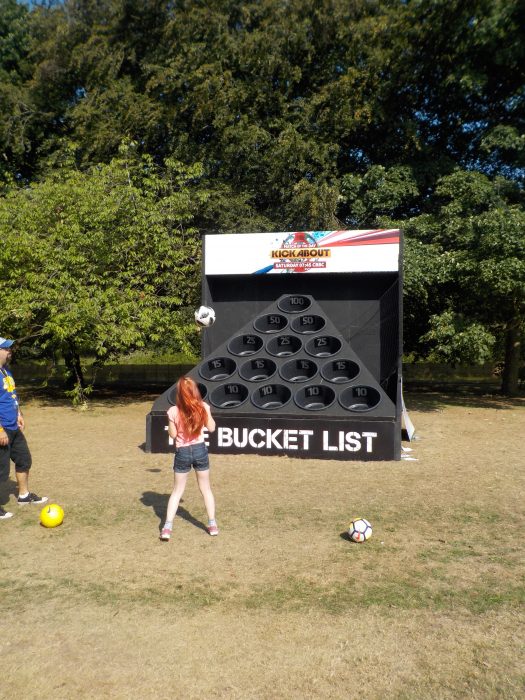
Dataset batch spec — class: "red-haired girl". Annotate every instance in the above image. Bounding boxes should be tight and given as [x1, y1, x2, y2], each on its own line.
[160, 376, 217, 540]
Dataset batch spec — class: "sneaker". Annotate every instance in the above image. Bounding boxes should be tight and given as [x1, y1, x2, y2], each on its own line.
[207, 524, 219, 536]
[0, 506, 13, 519]
[17, 492, 48, 505]
[160, 528, 172, 541]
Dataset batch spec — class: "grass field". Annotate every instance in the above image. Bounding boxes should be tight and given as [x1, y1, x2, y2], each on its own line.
[1, 390, 524, 699]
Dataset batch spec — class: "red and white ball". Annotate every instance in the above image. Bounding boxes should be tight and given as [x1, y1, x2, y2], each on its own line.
[348, 517, 372, 542]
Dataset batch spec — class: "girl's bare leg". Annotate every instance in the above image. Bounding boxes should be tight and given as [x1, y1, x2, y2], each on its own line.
[195, 469, 215, 522]
[165, 471, 189, 524]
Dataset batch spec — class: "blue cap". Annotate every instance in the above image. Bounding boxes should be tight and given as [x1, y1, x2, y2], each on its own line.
[0, 338, 15, 349]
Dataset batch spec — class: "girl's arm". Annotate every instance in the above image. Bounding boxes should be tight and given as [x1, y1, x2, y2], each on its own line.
[167, 408, 178, 440]
[204, 403, 216, 433]
[167, 418, 178, 440]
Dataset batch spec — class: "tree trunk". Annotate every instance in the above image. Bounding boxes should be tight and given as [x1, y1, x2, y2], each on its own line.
[63, 347, 85, 390]
[501, 322, 522, 396]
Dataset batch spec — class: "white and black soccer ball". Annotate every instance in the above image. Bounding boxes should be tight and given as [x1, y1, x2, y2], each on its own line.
[194, 305, 216, 327]
[348, 517, 372, 543]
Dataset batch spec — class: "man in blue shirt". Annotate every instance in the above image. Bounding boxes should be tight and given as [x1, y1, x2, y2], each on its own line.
[0, 337, 47, 520]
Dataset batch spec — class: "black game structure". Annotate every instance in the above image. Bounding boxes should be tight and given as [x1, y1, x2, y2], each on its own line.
[146, 228, 403, 461]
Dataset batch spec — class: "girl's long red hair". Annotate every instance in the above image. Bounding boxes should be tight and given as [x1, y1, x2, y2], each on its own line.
[176, 376, 207, 439]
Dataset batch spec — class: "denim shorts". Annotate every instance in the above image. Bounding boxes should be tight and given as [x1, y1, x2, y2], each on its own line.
[173, 442, 209, 474]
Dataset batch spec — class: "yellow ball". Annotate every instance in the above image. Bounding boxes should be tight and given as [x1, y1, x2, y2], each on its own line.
[40, 503, 64, 528]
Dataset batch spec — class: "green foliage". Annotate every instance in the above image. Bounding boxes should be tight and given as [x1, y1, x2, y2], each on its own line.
[401, 236, 444, 356]
[0, 0, 29, 83]
[421, 311, 496, 366]
[406, 170, 524, 385]
[341, 165, 420, 227]
[0, 0, 32, 179]
[0, 0, 523, 392]
[0, 144, 209, 393]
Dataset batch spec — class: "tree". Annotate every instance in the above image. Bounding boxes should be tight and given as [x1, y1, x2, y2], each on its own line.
[0, 0, 523, 392]
[405, 170, 525, 394]
[0, 0, 33, 181]
[0, 144, 209, 402]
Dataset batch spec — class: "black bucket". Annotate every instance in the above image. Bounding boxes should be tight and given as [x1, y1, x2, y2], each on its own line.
[227, 334, 264, 356]
[294, 385, 336, 411]
[209, 383, 249, 409]
[239, 358, 277, 382]
[251, 384, 292, 410]
[339, 385, 381, 411]
[305, 336, 342, 357]
[277, 295, 312, 314]
[198, 357, 237, 381]
[253, 313, 288, 334]
[266, 335, 302, 357]
[320, 359, 360, 383]
[290, 314, 326, 334]
[279, 358, 318, 382]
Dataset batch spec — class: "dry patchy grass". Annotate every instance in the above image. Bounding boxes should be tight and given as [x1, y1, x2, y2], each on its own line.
[0, 391, 524, 699]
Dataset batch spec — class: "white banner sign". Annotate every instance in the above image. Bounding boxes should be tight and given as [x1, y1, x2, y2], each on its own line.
[204, 230, 401, 275]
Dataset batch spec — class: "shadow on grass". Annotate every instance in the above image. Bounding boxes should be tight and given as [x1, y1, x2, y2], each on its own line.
[0, 478, 18, 506]
[140, 490, 207, 533]
[17, 384, 161, 408]
[339, 531, 373, 545]
[404, 384, 524, 412]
